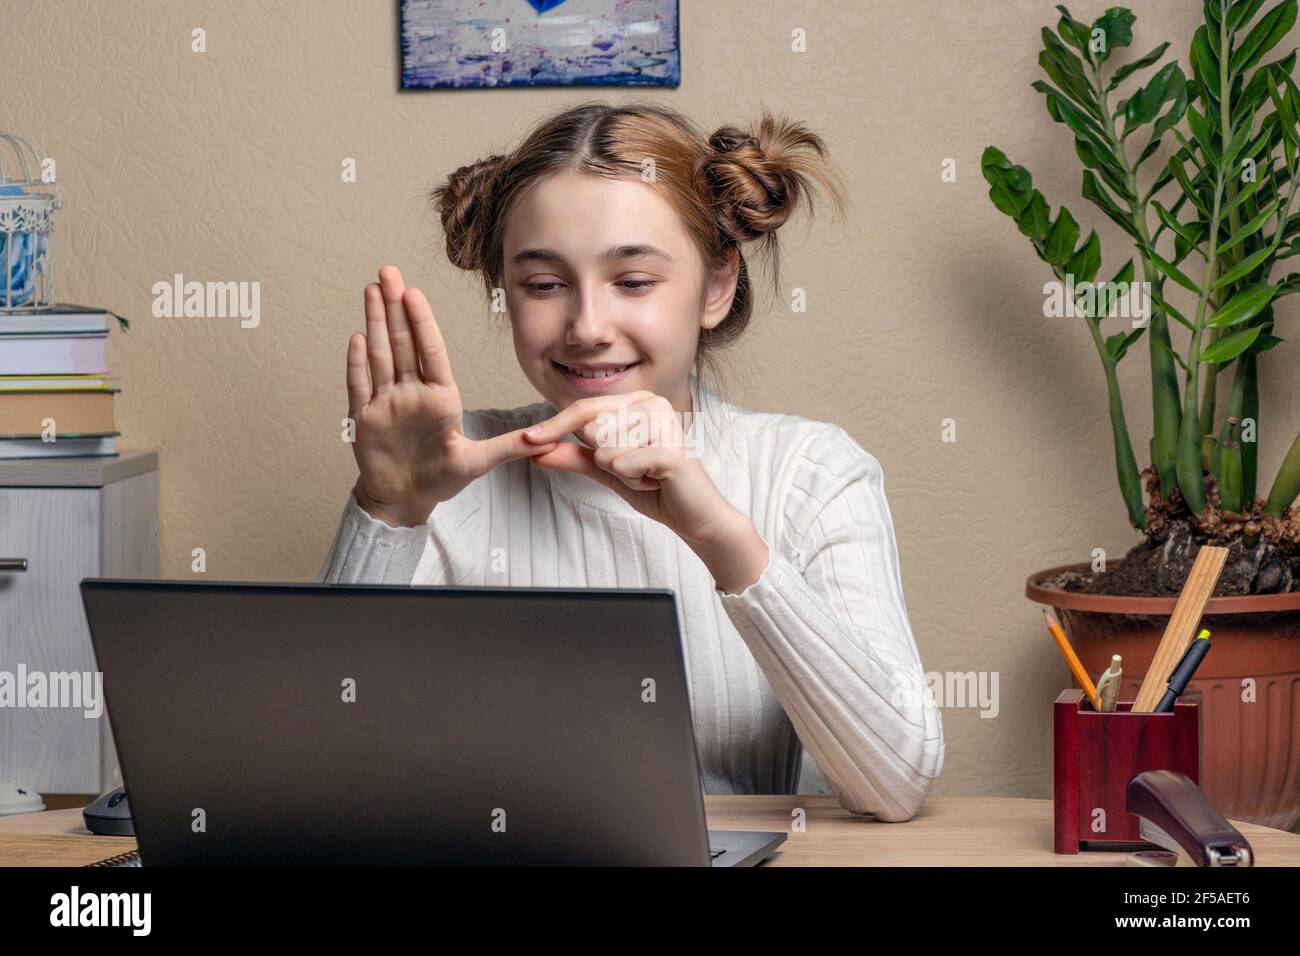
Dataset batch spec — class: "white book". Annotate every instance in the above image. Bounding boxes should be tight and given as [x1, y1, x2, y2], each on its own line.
[0, 334, 108, 375]
[0, 435, 119, 459]
[0, 305, 111, 335]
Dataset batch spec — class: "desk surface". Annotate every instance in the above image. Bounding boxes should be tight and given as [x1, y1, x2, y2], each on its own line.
[2, 795, 1297, 866]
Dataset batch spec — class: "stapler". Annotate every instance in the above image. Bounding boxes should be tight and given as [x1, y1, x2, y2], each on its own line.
[1125, 770, 1252, 867]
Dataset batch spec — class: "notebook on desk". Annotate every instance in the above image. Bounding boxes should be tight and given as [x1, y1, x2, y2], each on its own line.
[79, 579, 786, 867]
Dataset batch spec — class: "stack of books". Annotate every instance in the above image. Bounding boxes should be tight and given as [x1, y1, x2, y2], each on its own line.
[0, 304, 121, 459]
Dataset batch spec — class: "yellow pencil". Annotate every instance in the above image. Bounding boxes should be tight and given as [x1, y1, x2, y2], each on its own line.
[1042, 608, 1099, 709]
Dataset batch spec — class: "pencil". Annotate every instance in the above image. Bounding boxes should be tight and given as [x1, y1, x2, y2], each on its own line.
[1042, 608, 1099, 709]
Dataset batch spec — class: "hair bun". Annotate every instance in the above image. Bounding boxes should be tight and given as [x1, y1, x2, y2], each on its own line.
[703, 115, 834, 243]
[431, 153, 512, 272]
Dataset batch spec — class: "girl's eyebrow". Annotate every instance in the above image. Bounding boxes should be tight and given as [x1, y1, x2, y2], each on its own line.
[509, 244, 676, 265]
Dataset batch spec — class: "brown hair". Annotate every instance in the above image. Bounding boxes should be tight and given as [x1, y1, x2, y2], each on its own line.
[429, 101, 847, 393]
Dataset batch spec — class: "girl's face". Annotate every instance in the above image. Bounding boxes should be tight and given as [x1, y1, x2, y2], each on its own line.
[502, 170, 738, 415]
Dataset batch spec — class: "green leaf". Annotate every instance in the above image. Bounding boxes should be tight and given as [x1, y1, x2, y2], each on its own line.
[1125, 62, 1187, 133]
[981, 145, 1010, 177]
[1237, 51, 1298, 126]
[1017, 190, 1051, 239]
[1213, 240, 1280, 288]
[1252, 332, 1284, 351]
[1276, 269, 1300, 292]
[1035, 83, 1108, 146]
[1174, 220, 1211, 264]
[1200, 325, 1264, 363]
[1223, 174, 1263, 217]
[1081, 170, 1141, 240]
[1152, 291, 1196, 331]
[1090, 7, 1135, 63]
[1223, 117, 1256, 165]
[1105, 326, 1147, 361]
[1231, 0, 1299, 76]
[1191, 25, 1220, 101]
[1186, 104, 1219, 161]
[1038, 48, 1100, 115]
[983, 152, 1034, 217]
[1108, 42, 1172, 90]
[1207, 283, 1279, 327]
[1067, 230, 1102, 284]
[1267, 70, 1299, 147]
[1148, 248, 1203, 294]
[1044, 207, 1081, 265]
[1152, 200, 1202, 245]
[1168, 155, 1213, 217]
[1055, 4, 1093, 57]
[1230, 0, 1271, 31]
[1074, 135, 1128, 190]
[1152, 81, 1190, 140]
[1218, 198, 1282, 254]
[1158, 338, 1192, 371]
[1135, 136, 1164, 169]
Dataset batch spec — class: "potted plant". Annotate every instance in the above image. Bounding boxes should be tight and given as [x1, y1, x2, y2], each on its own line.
[985, 1, 1300, 829]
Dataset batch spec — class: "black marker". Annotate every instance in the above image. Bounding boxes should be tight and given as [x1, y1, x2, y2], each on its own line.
[1155, 629, 1211, 713]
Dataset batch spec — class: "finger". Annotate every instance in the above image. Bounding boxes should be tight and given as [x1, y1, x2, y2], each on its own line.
[403, 286, 456, 387]
[594, 445, 666, 490]
[523, 391, 658, 444]
[471, 427, 559, 475]
[364, 282, 394, 392]
[611, 397, 684, 450]
[378, 265, 420, 382]
[345, 333, 371, 418]
[528, 441, 619, 487]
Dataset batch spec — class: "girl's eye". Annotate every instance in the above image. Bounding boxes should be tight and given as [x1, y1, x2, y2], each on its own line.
[524, 279, 658, 294]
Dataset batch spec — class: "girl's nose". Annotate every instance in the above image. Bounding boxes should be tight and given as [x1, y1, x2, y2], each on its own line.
[566, 284, 615, 346]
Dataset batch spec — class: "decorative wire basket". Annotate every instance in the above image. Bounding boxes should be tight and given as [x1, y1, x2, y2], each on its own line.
[0, 132, 59, 313]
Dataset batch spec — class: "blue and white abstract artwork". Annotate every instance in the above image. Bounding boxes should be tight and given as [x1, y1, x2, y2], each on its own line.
[400, 0, 680, 89]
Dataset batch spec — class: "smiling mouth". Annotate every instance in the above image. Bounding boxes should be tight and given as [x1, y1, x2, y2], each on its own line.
[553, 361, 641, 379]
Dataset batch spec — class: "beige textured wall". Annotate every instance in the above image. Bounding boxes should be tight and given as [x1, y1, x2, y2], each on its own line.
[7, 0, 1297, 801]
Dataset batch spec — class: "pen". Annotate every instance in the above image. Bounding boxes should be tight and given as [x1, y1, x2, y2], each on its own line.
[1155, 628, 1211, 713]
[1042, 608, 1099, 709]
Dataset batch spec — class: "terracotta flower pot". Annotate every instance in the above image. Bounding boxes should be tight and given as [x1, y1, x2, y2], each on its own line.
[1027, 564, 1300, 831]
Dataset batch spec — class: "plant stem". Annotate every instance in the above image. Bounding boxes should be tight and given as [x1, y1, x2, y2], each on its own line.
[1176, 8, 1234, 516]
[1085, 309, 1150, 531]
[1264, 428, 1300, 516]
[1091, 55, 1182, 503]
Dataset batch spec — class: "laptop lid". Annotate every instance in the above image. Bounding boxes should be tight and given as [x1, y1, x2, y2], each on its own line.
[79, 579, 714, 865]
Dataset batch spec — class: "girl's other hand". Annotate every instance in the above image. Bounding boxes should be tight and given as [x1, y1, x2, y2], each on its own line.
[345, 265, 558, 526]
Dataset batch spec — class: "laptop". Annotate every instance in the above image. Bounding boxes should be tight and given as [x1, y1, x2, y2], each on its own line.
[79, 579, 787, 866]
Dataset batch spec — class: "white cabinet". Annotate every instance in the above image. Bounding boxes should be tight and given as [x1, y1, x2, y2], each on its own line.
[0, 450, 157, 795]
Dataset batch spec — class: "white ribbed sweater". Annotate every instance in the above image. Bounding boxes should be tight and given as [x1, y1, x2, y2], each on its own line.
[317, 373, 944, 821]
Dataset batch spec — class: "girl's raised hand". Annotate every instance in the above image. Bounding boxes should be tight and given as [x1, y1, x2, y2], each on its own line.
[345, 265, 558, 526]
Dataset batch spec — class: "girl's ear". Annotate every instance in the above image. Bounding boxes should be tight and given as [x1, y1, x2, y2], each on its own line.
[699, 247, 740, 331]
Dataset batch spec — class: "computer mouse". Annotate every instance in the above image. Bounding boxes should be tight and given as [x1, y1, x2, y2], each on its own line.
[83, 786, 134, 836]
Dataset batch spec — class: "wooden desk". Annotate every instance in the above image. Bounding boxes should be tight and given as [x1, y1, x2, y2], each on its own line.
[2, 795, 1298, 866]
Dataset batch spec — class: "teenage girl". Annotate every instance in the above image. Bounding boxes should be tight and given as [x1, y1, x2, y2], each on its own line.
[318, 102, 943, 821]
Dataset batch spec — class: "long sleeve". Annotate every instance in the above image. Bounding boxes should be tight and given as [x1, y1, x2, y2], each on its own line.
[715, 423, 944, 822]
[315, 489, 437, 585]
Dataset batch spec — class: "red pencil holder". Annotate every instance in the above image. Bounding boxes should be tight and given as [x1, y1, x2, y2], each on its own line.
[1052, 689, 1201, 853]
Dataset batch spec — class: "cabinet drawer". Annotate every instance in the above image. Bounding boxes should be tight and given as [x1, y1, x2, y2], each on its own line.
[0, 488, 101, 792]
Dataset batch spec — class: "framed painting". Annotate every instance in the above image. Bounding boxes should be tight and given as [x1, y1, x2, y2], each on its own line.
[400, 0, 681, 89]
